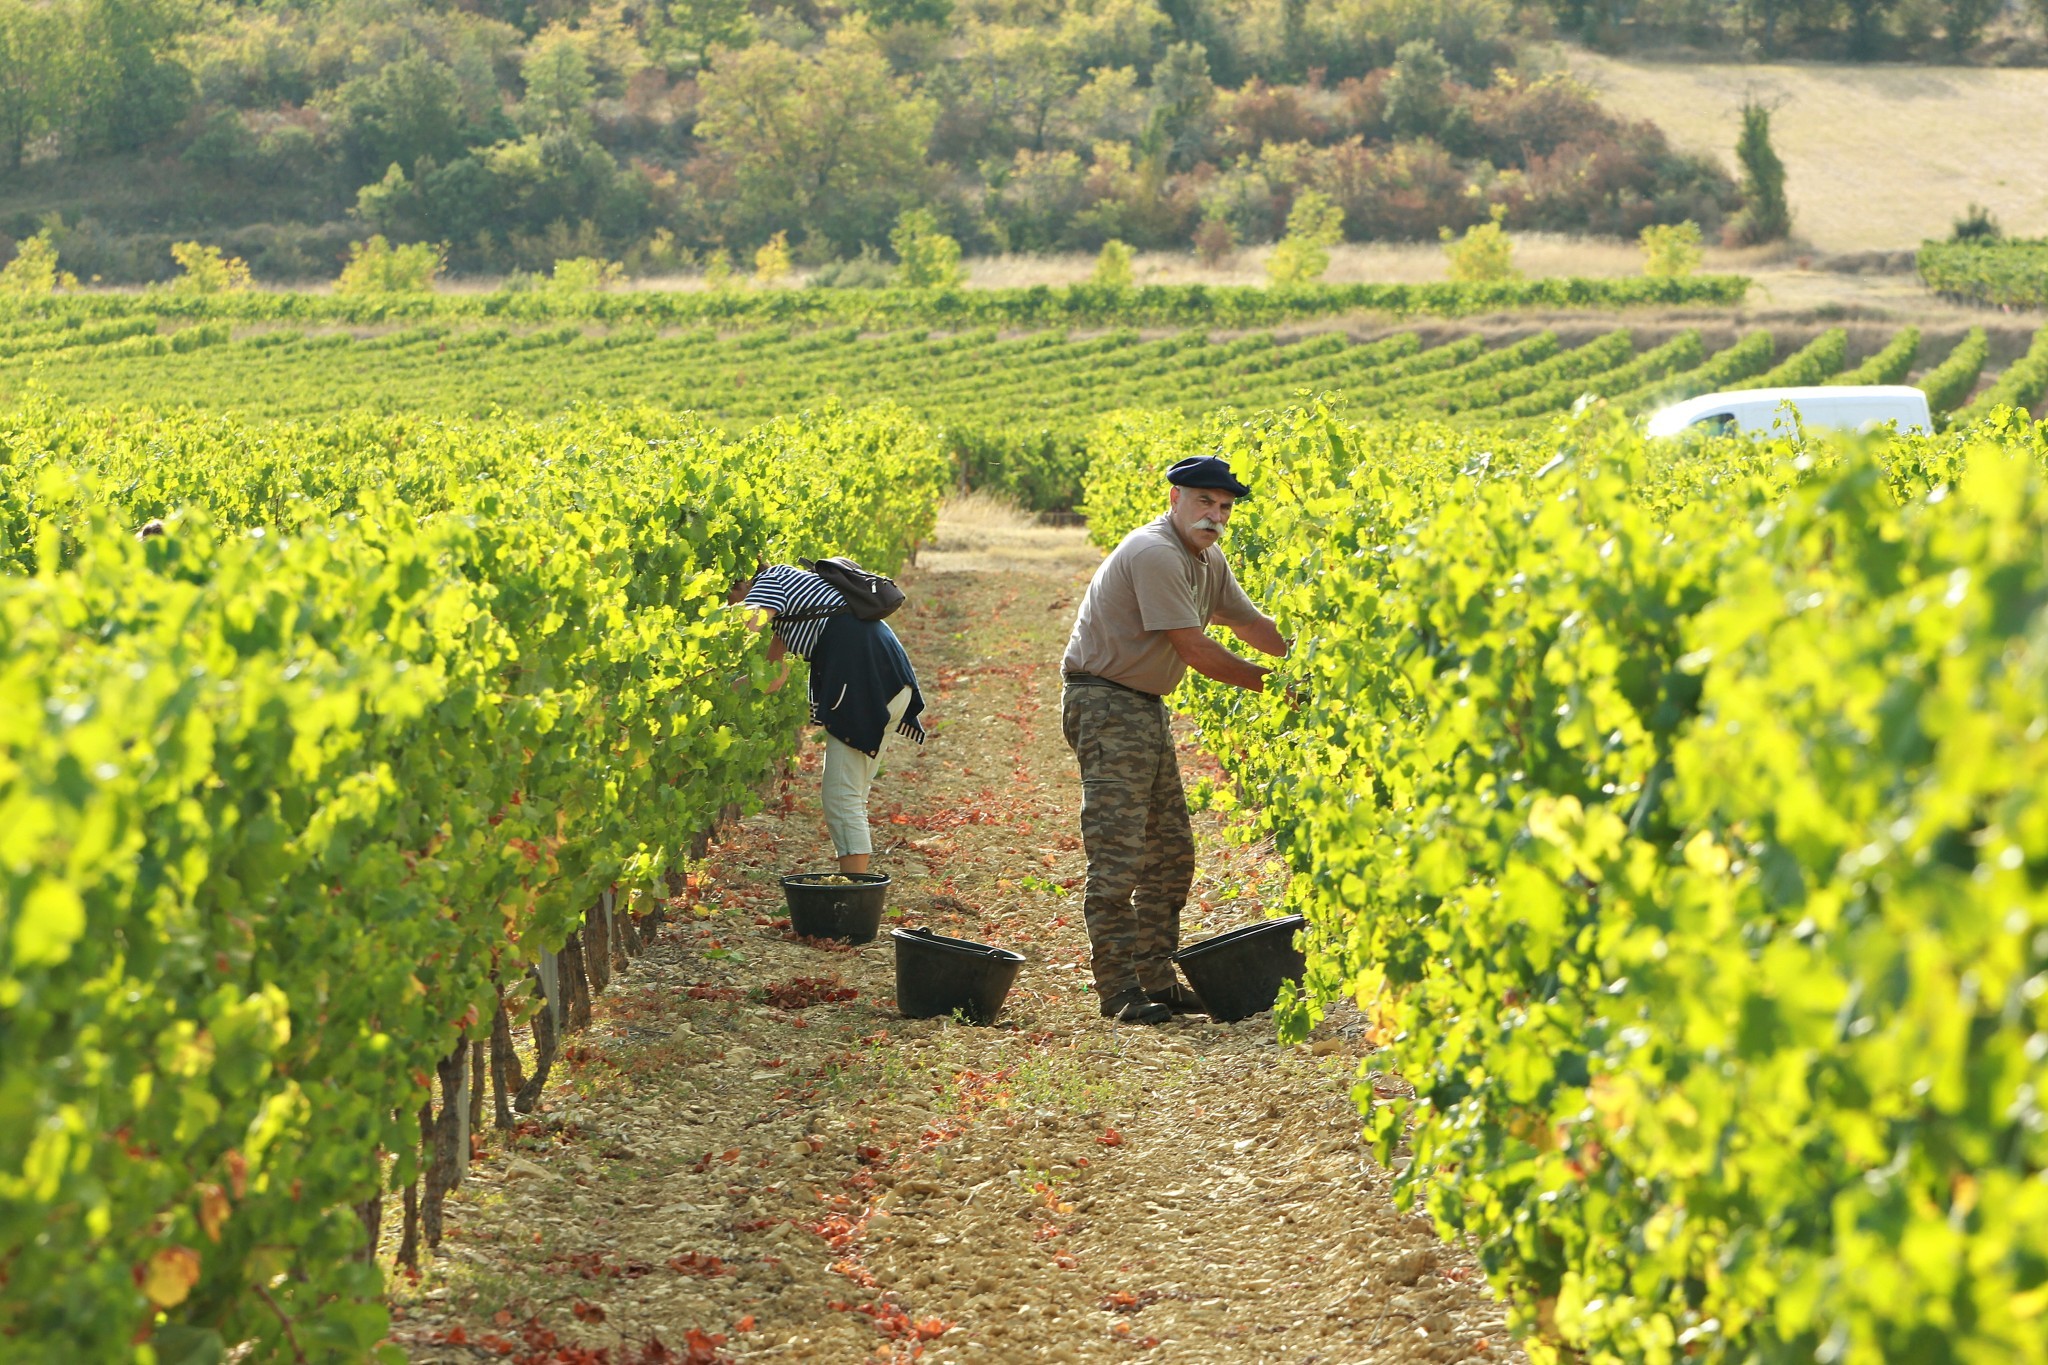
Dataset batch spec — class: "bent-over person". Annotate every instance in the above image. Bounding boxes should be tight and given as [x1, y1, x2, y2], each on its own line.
[1059, 456, 1288, 1025]
[737, 563, 927, 874]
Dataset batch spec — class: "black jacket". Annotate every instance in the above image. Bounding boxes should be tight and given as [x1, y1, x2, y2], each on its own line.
[809, 612, 926, 757]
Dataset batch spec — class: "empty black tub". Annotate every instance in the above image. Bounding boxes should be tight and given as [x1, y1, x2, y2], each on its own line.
[892, 927, 1026, 1025]
[782, 871, 891, 944]
[1171, 915, 1307, 1023]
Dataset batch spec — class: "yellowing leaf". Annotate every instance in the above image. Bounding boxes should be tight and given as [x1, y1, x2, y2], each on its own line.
[142, 1247, 202, 1308]
[197, 1185, 230, 1243]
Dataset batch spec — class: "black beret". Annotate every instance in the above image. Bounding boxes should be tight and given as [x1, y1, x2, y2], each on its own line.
[1165, 455, 1251, 498]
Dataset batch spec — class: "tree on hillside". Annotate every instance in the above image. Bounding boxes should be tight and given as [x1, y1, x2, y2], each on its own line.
[646, 0, 755, 68]
[521, 26, 598, 133]
[1381, 39, 1452, 140]
[1740, 0, 1791, 54]
[696, 24, 937, 251]
[74, 0, 195, 153]
[1839, 0, 1895, 57]
[945, 23, 1080, 159]
[1147, 41, 1216, 170]
[1944, 0, 2000, 52]
[332, 52, 475, 181]
[0, 0, 72, 170]
[1729, 99, 1789, 245]
[853, 0, 954, 28]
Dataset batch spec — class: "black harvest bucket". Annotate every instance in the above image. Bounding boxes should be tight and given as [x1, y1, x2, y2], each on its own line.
[781, 871, 890, 944]
[892, 927, 1026, 1025]
[1171, 915, 1307, 1023]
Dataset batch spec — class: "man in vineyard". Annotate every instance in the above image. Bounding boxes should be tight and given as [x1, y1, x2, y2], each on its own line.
[737, 564, 927, 875]
[1060, 456, 1288, 1025]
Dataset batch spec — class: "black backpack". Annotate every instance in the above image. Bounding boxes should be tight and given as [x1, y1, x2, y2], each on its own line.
[781, 557, 906, 623]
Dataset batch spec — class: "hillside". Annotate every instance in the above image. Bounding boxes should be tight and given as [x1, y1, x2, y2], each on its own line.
[1562, 50, 2048, 252]
[0, 0, 1743, 283]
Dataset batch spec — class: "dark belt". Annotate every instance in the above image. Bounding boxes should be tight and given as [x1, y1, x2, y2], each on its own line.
[1062, 672, 1163, 702]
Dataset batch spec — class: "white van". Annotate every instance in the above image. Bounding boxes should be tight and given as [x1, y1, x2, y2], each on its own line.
[1644, 385, 1933, 439]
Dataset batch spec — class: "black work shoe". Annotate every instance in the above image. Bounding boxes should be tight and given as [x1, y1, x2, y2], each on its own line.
[1145, 982, 1206, 1015]
[1099, 987, 1172, 1025]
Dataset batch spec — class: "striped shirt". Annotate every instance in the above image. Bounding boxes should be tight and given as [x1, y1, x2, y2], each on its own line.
[742, 564, 846, 660]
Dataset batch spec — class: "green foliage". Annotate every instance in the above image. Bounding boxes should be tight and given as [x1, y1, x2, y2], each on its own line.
[889, 209, 965, 289]
[702, 247, 735, 290]
[0, 281, 1773, 507]
[335, 235, 444, 295]
[520, 25, 597, 134]
[1727, 326, 1848, 389]
[696, 26, 938, 254]
[548, 255, 624, 291]
[1828, 326, 1920, 386]
[0, 231, 78, 294]
[1381, 38, 1452, 139]
[1948, 323, 2048, 426]
[1082, 397, 2048, 1365]
[1639, 219, 1703, 278]
[1265, 190, 1344, 288]
[1950, 202, 2002, 242]
[0, 399, 949, 1361]
[1918, 239, 2048, 308]
[73, 0, 195, 154]
[168, 242, 252, 294]
[1729, 99, 1791, 245]
[1441, 203, 1518, 283]
[1919, 327, 1989, 414]
[1090, 238, 1136, 289]
[0, 0, 72, 169]
[332, 50, 477, 180]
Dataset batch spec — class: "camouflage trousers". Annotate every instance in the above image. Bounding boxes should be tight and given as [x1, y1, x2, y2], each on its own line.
[1060, 680, 1196, 1003]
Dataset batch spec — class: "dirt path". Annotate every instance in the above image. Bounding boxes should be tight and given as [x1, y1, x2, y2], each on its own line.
[391, 500, 1519, 1365]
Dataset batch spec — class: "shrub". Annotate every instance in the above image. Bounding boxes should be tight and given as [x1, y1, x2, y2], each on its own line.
[1640, 220, 1703, 279]
[1950, 203, 2002, 243]
[753, 231, 793, 286]
[0, 230, 79, 294]
[549, 256, 624, 292]
[890, 208, 964, 289]
[334, 235, 444, 295]
[1091, 239, 1136, 289]
[1442, 204, 1518, 283]
[169, 242, 253, 294]
[807, 246, 894, 289]
[1266, 190, 1343, 287]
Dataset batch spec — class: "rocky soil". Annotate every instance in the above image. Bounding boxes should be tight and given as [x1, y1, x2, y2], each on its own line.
[388, 498, 1521, 1365]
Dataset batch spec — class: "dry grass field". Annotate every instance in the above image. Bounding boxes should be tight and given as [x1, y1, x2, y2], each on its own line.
[1560, 50, 2048, 252]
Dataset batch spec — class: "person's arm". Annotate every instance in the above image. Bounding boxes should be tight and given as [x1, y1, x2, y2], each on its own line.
[736, 604, 794, 693]
[1227, 613, 1288, 659]
[1162, 626, 1271, 691]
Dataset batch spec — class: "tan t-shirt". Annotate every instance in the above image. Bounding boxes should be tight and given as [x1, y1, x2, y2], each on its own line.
[1061, 513, 1261, 695]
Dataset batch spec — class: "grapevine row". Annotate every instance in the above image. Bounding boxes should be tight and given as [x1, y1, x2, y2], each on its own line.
[0, 400, 948, 1362]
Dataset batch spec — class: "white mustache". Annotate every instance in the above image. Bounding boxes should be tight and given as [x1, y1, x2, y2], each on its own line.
[1193, 518, 1224, 533]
